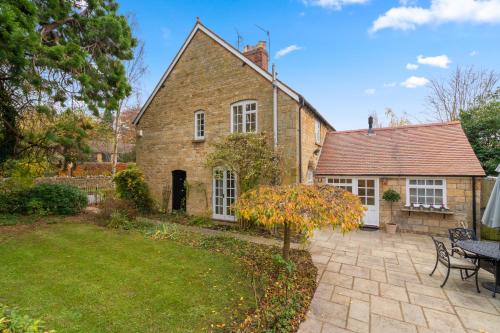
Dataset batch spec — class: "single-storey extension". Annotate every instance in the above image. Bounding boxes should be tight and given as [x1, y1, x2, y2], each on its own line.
[315, 120, 485, 235]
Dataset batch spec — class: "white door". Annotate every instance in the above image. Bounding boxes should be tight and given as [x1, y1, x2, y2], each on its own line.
[325, 177, 379, 227]
[212, 169, 237, 221]
[356, 178, 379, 227]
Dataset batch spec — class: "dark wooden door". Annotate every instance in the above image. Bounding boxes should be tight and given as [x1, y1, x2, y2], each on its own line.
[172, 170, 186, 212]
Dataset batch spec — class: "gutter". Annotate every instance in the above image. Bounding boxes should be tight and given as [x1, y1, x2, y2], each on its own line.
[272, 64, 278, 149]
[298, 96, 305, 183]
[472, 176, 477, 234]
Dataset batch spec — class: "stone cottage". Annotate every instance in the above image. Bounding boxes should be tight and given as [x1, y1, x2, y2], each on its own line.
[133, 20, 332, 220]
[315, 120, 485, 235]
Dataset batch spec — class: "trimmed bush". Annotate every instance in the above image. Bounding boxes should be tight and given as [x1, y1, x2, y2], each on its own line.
[113, 164, 154, 212]
[0, 190, 28, 214]
[0, 183, 87, 215]
[26, 184, 88, 215]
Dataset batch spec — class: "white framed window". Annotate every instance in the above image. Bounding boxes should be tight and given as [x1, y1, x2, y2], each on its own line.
[194, 110, 205, 140]
[406, 178, 447, 207]
[315, 120, 321, 144]
[326, 177, 353, 193]
[231, 100, 257, 133]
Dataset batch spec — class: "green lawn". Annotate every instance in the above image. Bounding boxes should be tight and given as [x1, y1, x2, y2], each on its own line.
[0, 214, 64, 226]
[0, 223, 254, 332]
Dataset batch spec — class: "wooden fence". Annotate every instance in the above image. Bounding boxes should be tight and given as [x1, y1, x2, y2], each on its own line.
[481, 177, 496, 209]
[35, 176, 113, 205]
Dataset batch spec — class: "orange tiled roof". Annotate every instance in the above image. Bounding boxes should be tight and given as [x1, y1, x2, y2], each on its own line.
[316, 121, 485, 176]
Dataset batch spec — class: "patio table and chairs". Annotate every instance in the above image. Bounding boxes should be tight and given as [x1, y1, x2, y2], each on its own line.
[430, 236, 480, 292]
[430, 226, 500, 297]
[456, 239, 500, 297]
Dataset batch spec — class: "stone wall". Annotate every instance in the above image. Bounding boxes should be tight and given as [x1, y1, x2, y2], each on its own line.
[380, 177, 481, 235]
[135, 30, 328, 215]
[35, 176, 113, 190]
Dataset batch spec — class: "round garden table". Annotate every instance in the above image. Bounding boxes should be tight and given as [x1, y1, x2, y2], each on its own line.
[457, 240, 500, 297]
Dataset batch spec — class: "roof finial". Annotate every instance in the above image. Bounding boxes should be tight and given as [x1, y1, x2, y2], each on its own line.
[196, 16, 201, 23]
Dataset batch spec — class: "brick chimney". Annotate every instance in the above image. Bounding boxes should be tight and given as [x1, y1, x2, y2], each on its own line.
[243, 41, 268, 71]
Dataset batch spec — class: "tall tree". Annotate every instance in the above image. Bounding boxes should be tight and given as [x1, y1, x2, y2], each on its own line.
[111, 40, 146, 176]
[460, 100, 500, 175]
[0, 0, 136, 166]
[427, 66, 499, 121]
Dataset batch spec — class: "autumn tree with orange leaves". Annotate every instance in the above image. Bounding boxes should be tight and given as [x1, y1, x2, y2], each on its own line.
[236, 184, 365, 261]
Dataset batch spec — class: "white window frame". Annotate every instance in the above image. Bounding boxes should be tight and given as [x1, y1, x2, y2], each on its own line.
[315, 120, 321, 144]
[230, 100, 258, 133]
[326, 177, 355, 194]
[405, 178, 447, 208]
[212, 167, 237, 221]
[194, 110, 205, 140]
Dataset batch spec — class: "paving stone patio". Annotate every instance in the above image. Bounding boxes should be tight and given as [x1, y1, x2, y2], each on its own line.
[298, 228, 500, 333]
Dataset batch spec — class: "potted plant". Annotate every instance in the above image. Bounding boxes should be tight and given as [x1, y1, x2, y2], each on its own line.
[383, 189, 401, 234]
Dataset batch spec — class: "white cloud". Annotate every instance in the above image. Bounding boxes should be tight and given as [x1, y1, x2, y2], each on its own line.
[406, 63, 419, 70]
[401, 76, 430, 88]
[417, 54, 451, 68]
[469, 50, 479, 56]
[302, 0, 369, 10]
[275, 45, 303, 59]
[370, 0, 500, 33]
[364, 88, 376, 95]
[383, 82, 397, 87]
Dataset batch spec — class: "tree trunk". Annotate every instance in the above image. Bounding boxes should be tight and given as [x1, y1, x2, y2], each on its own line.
[111, 107, 121, 177]
[0, 85, 17, 165]
[282, 222, 291, 261]
[390, 202, 393, 224]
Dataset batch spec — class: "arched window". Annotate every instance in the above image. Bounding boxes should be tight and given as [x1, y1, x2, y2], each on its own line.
[230, 100, 257, 133]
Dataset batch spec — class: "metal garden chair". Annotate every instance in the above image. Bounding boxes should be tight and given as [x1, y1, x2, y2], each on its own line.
[449, 228, 477, 256]
[449, 228, 480, 279]
[430, 237, 480, 292]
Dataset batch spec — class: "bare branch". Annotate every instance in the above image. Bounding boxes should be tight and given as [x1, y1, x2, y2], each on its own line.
[426, 66, 499, 121]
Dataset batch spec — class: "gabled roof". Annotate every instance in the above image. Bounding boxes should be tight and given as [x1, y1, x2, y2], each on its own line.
[133, 21, 333, 129]
[316, 121, 485, 176]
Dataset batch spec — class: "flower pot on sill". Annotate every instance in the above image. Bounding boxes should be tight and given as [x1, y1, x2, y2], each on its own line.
[386, 223, 397, 234]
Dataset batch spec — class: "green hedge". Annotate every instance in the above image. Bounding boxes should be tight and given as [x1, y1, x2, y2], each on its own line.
[0, 183, 87, 215]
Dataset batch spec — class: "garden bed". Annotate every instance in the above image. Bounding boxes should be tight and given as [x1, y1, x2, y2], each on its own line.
[146, 212, 305, 244]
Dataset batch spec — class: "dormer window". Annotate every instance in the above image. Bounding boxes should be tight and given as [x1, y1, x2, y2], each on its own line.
[194, 110, 205, 140]
[231, 100, 257, 133]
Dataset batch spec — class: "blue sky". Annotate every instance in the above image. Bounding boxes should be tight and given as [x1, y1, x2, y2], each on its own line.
[118, 0, 500, 130]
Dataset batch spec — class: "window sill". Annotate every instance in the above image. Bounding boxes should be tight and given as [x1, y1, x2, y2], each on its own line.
[401, 207, 453, 218]
[192, 138, 205, 143]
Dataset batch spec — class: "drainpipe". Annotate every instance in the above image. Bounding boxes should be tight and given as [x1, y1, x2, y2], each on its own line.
[472, 176, 477, 235]
[272, 64, 278, 149]
[298, 96, 305, 183]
